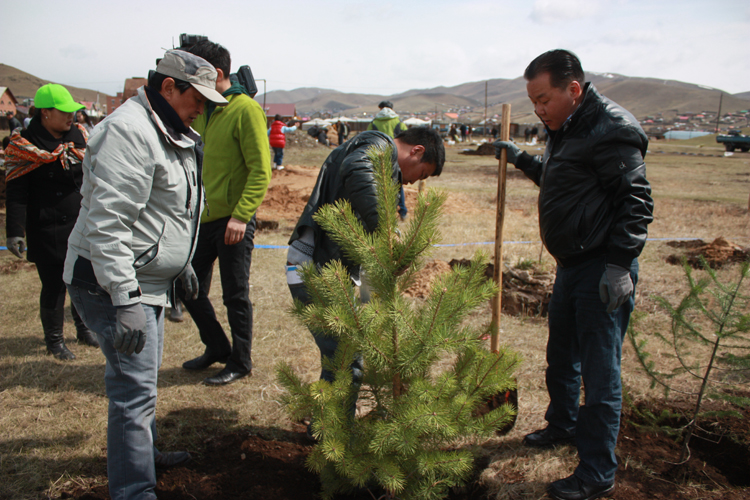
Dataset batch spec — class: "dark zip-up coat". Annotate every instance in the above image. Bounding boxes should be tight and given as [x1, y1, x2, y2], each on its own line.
[514, 83, 653, 268]
[288, 131, 400, 271]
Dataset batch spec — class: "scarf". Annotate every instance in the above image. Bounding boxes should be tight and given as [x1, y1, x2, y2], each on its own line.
[204, 80, 248, 123]
[5, 117, 88, 182]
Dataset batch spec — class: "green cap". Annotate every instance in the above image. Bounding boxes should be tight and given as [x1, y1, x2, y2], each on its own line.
[34, 84, 85, 113]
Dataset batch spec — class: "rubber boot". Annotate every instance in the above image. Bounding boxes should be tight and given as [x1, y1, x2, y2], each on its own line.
[40, 307, 76, 360]
[71, 303, 99, 348]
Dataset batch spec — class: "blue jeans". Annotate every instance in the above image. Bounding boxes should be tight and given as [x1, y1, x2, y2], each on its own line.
[287, 282, 364, 386]
[272, 147, 284, 166]
[178, 216, 255, 373]
[544, 255, 638, 486]
[397, 186, 407, 218]
[67, 284, 164, 500]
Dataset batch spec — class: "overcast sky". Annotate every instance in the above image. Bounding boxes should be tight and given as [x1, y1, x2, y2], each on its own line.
[2, 0, 749, 98]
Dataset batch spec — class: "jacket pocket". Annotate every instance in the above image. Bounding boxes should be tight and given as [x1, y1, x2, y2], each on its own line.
[133, 221, 166, 271]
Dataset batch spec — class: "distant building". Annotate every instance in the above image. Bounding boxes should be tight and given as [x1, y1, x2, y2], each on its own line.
[0, 87, 18, 117]
[108, 78, 147, 114]
[262, 103, 296, 126]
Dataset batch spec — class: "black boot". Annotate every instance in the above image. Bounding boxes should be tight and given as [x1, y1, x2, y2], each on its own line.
[40, 307, 76, 360]
[71, 303, 99, 347]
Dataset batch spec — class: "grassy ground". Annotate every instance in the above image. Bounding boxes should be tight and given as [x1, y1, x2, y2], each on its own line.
[1, 137, 749, 499]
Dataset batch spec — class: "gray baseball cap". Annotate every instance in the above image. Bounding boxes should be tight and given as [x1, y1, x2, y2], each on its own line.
[156, 49, 228, 104]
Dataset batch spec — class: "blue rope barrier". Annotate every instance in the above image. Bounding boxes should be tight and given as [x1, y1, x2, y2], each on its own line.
[0, 237, 740, 254]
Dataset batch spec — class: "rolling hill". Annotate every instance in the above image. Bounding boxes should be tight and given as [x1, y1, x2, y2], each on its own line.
[259, 72, 750, 120]
[0, 64, 112, 104]
[2, 62, 748, 121]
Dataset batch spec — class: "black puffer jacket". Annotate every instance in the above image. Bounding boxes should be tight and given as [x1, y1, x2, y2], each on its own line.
[514, 83, 653, 268]
[288, 131, 400, 270]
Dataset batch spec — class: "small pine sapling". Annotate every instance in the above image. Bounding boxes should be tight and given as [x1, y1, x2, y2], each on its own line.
[277, 145, 519, 500]
[628, 256, 750, 464]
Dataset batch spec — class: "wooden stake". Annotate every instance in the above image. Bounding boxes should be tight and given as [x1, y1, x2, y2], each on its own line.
[490, 104, 511, 353]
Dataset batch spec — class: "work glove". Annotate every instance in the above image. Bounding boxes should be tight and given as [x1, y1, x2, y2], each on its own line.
[114, 303, 147, 355]
[6, 237, 26, 259]
[494, 140, 522, 165]
[177, 264, 199, 301]
[598, 264, 634, 314]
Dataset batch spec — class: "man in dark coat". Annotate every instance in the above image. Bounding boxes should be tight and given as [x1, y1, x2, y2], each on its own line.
[495, 49, 653, 500]
[7, 111, 22, 131]
[286, 127, 444, 394]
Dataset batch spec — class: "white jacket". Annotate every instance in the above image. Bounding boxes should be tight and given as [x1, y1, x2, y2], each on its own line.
[64, 87, 202, 307]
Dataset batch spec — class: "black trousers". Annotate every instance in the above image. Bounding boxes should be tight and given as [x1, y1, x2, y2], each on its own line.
[35, 259, 67, 310]
[179, 216, 256, 372]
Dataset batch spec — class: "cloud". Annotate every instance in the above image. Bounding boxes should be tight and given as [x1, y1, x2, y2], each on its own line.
[530, 0, 602, 24]
[59, 45, 97, 61]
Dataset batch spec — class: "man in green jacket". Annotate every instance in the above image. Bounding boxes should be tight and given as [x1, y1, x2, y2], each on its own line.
[179, 39, 272, 385]
[368, 101, 409, 220]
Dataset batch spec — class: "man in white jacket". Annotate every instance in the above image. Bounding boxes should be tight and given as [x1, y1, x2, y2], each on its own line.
[64, 50, 227, 500]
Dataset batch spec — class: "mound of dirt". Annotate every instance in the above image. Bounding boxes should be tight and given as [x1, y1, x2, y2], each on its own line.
[666, 237, 749, 269]
[256, 165, 487, 224]
[257, 184, 310, 222]
[460, 143, 496, 156]
[403, 259, 554, 317]
[403, 260, 452, 298]
[284, 130, 330, 150]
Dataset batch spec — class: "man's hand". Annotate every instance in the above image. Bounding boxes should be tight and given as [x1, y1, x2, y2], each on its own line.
[224, 217, 247, 245]
[178, 264, 199, 300]
[114, 303, 147, 355]
[599, 264, 634, 313]
[6, 237, 26, 259]
[493, 140, 522, 165]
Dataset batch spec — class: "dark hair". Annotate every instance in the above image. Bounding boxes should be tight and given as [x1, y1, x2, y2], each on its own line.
[186, 40, 231, 77]
[147, 72, 192, 94]
[524, 49, 585, 90]
[394, 127, 445, 176]
[2, 136, 10, 149]
[77, 109, 93, 127]
[274, 114, 282, 121]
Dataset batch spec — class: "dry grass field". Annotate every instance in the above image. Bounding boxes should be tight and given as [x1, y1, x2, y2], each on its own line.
[1, 135, 749, 499]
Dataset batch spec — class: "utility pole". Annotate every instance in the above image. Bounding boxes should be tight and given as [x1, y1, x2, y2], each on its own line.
[715, 91, 723, 134]
[484, 81, 488, 137]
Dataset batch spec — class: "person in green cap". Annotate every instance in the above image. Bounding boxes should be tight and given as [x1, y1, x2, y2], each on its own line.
[4, 83, 99, 360]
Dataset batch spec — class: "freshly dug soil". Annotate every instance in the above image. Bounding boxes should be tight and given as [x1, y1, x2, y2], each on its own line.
[403, 259, 554, 317]
[256, 164, 487, 226]
[460, 143, 496, 155]
[62, 392, 750, 500]
[666, 237, 750, 269]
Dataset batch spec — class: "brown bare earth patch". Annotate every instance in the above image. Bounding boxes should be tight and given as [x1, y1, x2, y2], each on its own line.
[666, 237, 750, 268]
[404, 259, 553, 317]
[0, 258, 36, 274]
[256, 164, 487, 226]
[61, 392, 750, 500]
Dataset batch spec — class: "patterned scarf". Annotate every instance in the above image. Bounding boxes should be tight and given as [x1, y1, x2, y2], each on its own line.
[5, 122, 88, 182]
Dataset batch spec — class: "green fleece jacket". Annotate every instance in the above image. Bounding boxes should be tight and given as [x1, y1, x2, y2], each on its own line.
[193, 83, 271, 224]
[367, 107, 406, 138]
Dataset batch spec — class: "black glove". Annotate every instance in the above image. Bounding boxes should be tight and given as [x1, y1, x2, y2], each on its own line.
[114, 303, 147, 355]
[178, 264, 199, 301]
[493, 140, 522, 164]
[598, 264, 633, 314]
[6, 237, 26, 259]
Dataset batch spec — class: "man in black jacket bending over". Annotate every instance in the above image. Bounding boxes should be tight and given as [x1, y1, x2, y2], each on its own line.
[495, 50, 653, 500]
[286, 127, 444, 401]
